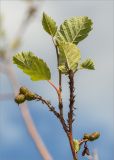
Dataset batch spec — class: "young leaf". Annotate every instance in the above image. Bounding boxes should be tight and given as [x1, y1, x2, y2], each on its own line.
[42, 12, 57, 37]
[56, 16, 93, 44]
[13, 51, 51, 81]
[80, 59, 95, 70]
[58, 42, 81, 74]
[73, 139, 80, 152]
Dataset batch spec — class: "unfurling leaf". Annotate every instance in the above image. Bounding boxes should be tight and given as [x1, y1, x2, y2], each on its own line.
[13, 51, 51, 81]
[42, 12, 57, 37]
[80, 59, 95, 70]
[58, 42, 81, 74]
[73, 139, 80, 152]
[56, 16, 93, 44]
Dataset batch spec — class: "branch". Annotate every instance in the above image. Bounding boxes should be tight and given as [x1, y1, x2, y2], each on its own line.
[67, 70, 78, 160]
[35, 94, 60, 118]
[68, 70, 75, 132]
[48, 80, 60, 95]
[34, 94, 68, 133]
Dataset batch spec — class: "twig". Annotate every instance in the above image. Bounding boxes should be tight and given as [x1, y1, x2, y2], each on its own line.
[48, 80, 60, 95]
[67, 70, 77, 160]
[35, 94, 68, 133]
[52, 38, 63, 117]
[35, 94, 60, 118]
[68, 70, 75, 132]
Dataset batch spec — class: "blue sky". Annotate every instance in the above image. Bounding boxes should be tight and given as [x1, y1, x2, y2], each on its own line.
[0, 0, 114, 160]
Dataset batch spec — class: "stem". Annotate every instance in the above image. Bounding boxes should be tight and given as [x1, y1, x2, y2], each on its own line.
[67, 133, 78, 160]
[67, 70, 78, 160]
[68, 70, 75, 132]
[79, 139, 88, 146]
[48, 80, 60, 95]
[52, 38, 63, 116]
[35, 94, 60, 118]
[35, 94, 68, 133]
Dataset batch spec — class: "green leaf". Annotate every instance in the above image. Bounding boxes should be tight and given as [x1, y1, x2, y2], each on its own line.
[73, 139, 80, 152]
[13, 51, 51, 81]
[42, 12, 57, 37]
[56, 16, 93, 44]
[80, 59, 95, 70]
[58, 42, 81, 74]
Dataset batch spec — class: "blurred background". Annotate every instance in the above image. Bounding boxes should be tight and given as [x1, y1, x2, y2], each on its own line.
[0, 0, 114, 160]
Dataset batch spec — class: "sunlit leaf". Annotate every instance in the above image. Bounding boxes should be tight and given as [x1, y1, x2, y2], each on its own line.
[80, 59, 95, 70]
[58, 42, 81, 74]
[42, 12, 57, 37]
[56, 16, 93, 44]
[13, 51, 51, 81]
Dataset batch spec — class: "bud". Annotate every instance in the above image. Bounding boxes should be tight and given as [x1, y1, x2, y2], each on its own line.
[83, 133, 90, 140]
[73, 139, 80, 152]
[15, 94, 25, 104]
[25, 91, 36, 101]
[89, 132, 100, 141]
[19, 86, 29, 95]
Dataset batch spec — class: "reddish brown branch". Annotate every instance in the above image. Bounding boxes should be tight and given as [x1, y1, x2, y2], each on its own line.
[68, 70, 75, 132]
[67, 133, 78, 160]
[67, 70, 77, 160]
[34, 94, 68, 133]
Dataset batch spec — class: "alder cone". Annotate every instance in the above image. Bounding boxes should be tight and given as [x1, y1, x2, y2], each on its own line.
[20, 86, 29, 95]
[15, 94, 25, 104]
[25, 91, 36, 101]
[83, 133, 90, 140]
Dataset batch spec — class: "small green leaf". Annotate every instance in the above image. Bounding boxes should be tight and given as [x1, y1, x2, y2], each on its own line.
[73, 139, 80, 152]
[42, 12, 57, 37]
[56, 16, 93, 44]
[80, 59, 95, 70]
[58, 42, 81, 74]
[13, 51, 51, 81]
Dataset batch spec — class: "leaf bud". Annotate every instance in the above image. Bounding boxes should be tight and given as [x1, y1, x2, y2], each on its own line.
[89, 132, 100, 141]
[73, 139, 80, 152]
